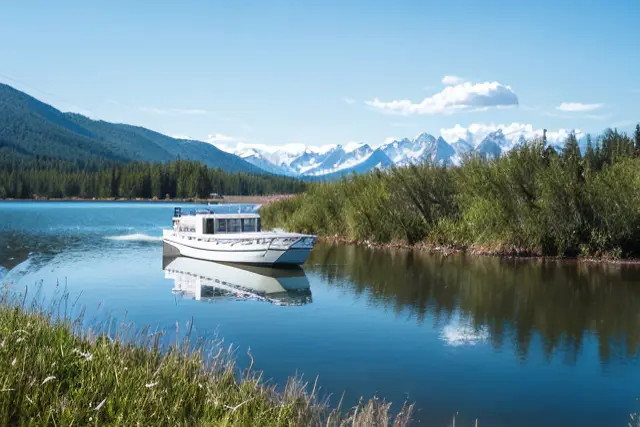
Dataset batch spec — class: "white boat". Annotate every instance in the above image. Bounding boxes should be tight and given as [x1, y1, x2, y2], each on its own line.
[162, 203, 316, 265]
[162, 254, 312, 306]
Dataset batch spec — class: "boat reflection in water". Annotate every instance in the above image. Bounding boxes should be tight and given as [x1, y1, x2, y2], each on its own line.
[162, 249, 312, 306]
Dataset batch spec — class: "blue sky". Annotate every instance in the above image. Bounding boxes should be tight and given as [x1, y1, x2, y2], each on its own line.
[1, 0, 638, 149]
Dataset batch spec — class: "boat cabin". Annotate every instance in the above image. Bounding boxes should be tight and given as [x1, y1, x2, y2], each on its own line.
[172, 204, 262, 235]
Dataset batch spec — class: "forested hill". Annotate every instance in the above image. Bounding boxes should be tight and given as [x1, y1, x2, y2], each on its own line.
[0, 158, 306, 199]
[0, 83, 259, 173]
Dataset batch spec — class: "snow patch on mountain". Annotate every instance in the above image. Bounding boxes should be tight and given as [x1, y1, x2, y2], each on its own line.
[212, 125, 586, 178]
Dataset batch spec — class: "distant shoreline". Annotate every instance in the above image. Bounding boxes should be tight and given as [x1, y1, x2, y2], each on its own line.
[0, 195, 295, 205]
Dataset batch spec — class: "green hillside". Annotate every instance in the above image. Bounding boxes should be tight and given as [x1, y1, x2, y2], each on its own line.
[0, 83, 259, 173]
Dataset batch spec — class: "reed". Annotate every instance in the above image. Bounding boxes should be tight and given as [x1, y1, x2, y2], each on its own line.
[0, 287, 413, 426]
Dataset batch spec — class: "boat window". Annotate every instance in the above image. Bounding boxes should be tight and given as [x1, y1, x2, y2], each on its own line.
[216, 219, 227, 233]
[243, 218, 256, 232]
[205, 218, 214, 234]
[229, 219, 242, 233]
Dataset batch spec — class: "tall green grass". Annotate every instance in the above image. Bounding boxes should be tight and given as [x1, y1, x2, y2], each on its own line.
[0, 288, 413, 426]
[263, 130, 640, 259]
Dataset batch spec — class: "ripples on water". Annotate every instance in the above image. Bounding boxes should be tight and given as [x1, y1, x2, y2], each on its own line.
[1, 201, 640, 427]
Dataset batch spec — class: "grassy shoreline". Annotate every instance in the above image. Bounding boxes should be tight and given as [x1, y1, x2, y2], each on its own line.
[0, 292, 413, 426]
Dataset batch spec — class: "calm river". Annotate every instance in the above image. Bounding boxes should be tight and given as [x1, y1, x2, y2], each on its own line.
[1, 201, 639, 426]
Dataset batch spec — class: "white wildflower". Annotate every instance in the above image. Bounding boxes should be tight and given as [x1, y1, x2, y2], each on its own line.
[145, 382, 158, 389]
[11, 358, 16, 366]
[42, 376, 56, 385]
[94, 398, 107, 411]
[16, 337, 24, 343]
[73, 349, 93, 361]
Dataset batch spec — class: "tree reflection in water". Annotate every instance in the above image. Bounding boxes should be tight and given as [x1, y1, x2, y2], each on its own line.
[308, 243, 640, 365]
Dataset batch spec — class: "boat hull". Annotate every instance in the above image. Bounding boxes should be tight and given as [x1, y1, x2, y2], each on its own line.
[162, 238, 313, 266]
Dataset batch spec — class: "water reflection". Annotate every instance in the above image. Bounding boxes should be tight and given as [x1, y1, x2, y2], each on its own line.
[309, 243, 640, 364]
[162, 253, 312, 306]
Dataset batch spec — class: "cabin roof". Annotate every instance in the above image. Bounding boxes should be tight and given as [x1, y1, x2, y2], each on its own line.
[207, 203, 261, 214]
[175, 203, 262, 219]
[200, 213, 260, 219]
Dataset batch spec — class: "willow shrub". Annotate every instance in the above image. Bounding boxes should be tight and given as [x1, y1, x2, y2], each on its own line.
[583, 159, 640, 257]
[262, 142, 640, 259]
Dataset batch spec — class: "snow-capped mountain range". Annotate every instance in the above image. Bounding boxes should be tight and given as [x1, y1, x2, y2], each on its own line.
[218, 129, 582, 179]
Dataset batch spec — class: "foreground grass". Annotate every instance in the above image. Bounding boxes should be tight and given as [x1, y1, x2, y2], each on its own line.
[0, 292, 413, 426]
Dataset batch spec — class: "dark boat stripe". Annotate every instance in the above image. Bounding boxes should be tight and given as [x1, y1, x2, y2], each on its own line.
[165, 239, 310, 253]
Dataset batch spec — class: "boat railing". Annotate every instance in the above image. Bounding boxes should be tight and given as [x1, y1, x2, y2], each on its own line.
[166, 231, 314, 248]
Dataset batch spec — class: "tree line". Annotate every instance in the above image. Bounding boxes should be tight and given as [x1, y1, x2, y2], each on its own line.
[263, 125, 640, 259]
[0, 158, 306, 199]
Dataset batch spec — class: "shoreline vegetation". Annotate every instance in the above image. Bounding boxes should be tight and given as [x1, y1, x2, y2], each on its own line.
[0, 290, 413, 426]
[314, 235, 640, 265]
[263, 128, 640, 263]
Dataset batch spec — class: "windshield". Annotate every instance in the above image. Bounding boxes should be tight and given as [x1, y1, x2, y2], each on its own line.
[205, 203, 261, 214]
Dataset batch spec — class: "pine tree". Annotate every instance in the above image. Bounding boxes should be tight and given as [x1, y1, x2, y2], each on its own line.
[562, 131, 583, 179]
[584, 134, 596, 172]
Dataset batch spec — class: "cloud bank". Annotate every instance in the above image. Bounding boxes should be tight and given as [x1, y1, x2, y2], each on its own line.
[366, 79, 519, 115]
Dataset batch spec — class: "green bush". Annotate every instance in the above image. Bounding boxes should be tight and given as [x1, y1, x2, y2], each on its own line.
[263, 128, 640, 259]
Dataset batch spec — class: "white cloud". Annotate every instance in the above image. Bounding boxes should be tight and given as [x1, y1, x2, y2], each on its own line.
[205, 133, 248, 152]
[214, 141, 308, 155]
[441, 75, 465, 85]
[343, 97, 356, 105]
[171, 134, 194, 140]
[366, 80, 518, 115]
[556, 102, 603, 112]
[207, 133, 238, 143]
[440, 122, 584, 146]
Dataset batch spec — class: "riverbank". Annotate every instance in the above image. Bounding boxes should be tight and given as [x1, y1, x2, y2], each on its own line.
[316, 235, 640, 265]
[0, 295, 413, 426]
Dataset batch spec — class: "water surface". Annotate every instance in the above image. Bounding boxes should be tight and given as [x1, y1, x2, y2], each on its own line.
[1, 201, 640, 427]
